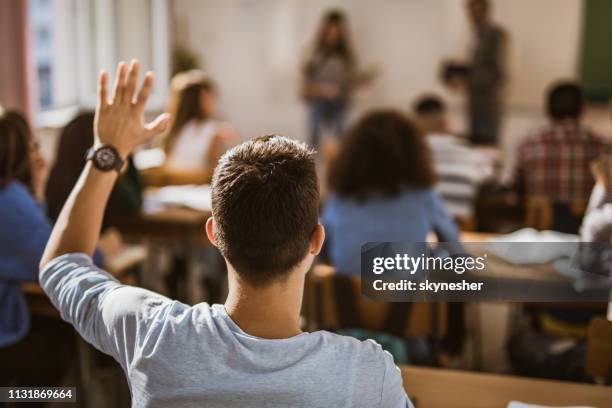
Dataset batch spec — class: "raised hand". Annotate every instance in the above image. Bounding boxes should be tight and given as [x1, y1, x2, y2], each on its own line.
[94, 60, 170, 158]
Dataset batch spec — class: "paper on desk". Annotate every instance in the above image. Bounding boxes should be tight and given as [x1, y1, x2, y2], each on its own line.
[145, 184, 212, 212]
[507, 402, 594, 408]
[487, 228, 579, 265]
[134, 148, 166, 170]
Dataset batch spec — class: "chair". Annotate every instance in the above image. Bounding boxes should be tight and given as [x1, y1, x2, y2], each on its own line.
[585, 316, 612, 383]
[525, 197, 587, 233]
[305, 264, 447, 339]
[525, 197, 554, 231]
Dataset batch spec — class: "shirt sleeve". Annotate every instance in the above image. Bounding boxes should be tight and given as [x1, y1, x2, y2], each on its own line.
[380, 350, 414, 408]
[40, 253, 172, 370]
[428, 190, 461, 243]
[580, 184, 612, 242]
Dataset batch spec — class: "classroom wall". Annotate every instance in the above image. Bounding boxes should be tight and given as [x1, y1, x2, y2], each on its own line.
[172, 0, 584, 142]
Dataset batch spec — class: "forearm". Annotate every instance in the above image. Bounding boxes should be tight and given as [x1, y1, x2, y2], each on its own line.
[40, 162, 118, 268]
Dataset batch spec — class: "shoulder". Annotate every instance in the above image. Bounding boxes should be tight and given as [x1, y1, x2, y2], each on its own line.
[0, 181, 45, 221]
[0, 180, 32, 203]
[317, 330, 390, 365]
[398, 187, 437, 202]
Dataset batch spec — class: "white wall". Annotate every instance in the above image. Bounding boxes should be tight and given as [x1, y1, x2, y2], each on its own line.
[171, 0, 584, 142]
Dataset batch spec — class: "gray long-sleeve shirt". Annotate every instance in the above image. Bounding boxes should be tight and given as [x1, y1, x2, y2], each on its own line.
[40, 254, 413, 408]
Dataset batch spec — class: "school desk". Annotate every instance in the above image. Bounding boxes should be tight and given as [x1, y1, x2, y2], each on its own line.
[401, 365, 612, 408]
[108, 207, 211, 302]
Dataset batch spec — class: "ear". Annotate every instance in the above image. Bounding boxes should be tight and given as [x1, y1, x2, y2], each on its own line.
[310, 223, 325, 256]
[205, 217, 217, 247]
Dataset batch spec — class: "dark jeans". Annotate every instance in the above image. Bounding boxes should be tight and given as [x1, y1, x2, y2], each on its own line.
[468, 90, 501, 145]
[0, 315, 75, 391]
[309, 99, 346, 148]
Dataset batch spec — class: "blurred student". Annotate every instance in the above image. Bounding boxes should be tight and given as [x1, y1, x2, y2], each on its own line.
[0, 109, 75, 388]
[163, 70, 237, 184]
[413, 95, 495, 223]
[46, 111, 142, 228]
[39, 61, 412, 407]
[582, 155, 612, 243]
[323, 110, 460, 276]
[464, 0, 506, 145]
[303, 10, 375, 148]
[516, 82, 609, 234]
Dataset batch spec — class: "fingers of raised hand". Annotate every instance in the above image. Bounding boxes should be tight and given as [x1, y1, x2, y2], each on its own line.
[98, 71, 109, 108]
[112, 62, 128, 103]
[144, 113, 171, 139]
[125, 60, 140, 104]
[135, 72, 154, 112]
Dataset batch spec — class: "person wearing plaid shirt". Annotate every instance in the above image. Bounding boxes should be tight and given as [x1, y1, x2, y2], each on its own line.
[516, 82, 609, 233]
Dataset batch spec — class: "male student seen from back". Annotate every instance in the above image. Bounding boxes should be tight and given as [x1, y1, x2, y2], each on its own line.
[413, 95, 495, 222]
[39, 61, 412, 407]
[322, 110, 460, 276]
[515, 81, 609, 234]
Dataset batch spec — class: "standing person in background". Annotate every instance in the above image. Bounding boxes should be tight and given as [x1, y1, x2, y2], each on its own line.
[302, 10, 360, 149]
[162, 71, 238, 185]
[464, 0, 506, 145]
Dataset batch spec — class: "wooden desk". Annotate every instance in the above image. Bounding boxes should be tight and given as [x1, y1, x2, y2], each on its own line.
[109, 207, 212, 303]
[402, 365, 612, 408]
[109, 207, 210, 245]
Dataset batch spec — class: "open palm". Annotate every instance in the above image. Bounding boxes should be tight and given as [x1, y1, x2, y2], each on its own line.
[94, 60, 170, 158]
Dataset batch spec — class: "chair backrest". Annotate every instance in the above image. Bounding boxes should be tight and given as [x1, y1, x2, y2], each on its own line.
[525, 197, 553, 230]
[305, 264, 447, 338]
[585, 316, 612, 381]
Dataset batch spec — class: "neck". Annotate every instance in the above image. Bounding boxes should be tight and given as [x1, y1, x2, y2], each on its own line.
[224, 267, 305, 339]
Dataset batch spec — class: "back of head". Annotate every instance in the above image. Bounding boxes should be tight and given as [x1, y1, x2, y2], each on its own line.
[0, 109, 33, 190]
[211, 135, 319, 286]
[329, 109, 435, 201]
[413, 95, 447, 134]
[547, 81, 583, 122]
[46, 112, 95, 221]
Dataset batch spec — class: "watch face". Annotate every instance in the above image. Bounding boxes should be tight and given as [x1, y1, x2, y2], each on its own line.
[94, 146, 119, 171]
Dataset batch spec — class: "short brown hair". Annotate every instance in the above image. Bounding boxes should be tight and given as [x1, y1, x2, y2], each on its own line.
[211, 135, 319, 286]
[329, 109, 436, 201]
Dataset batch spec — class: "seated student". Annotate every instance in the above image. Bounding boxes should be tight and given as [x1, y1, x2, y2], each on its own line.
[515, 81, 609, 234]
[39, 61, 412, 407]
[322, 109, 461, 276]
[46, 111, 142, 228]
[0, 109, 75, 388]
[161, 70, 238, 184]
[413, 95, 495, 223]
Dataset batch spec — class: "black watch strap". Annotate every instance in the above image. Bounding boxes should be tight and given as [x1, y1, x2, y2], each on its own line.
[85, 145, 125, 172]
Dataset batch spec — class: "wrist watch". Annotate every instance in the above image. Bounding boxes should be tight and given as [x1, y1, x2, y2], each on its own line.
[85, 145, 125, 172]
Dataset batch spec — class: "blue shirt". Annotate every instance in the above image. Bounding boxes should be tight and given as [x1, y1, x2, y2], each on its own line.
[0, 181, 102, 347]
[321, 188, 460, 275]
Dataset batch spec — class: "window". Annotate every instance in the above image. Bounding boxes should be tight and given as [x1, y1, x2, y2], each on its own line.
[28, 0, 170, 127]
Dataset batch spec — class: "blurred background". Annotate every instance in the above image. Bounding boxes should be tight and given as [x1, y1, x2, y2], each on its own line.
[1, 1, 612, 407]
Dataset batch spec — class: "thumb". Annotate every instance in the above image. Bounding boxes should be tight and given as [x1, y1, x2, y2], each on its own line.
[144, 113, 171, 139]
